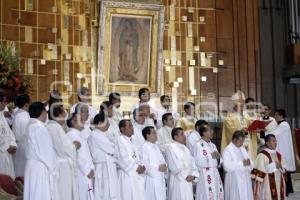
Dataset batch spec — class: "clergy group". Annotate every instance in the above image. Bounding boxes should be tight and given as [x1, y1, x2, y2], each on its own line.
[0, 87, 296, 200]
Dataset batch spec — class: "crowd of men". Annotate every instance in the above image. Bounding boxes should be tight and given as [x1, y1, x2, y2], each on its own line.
[0, 87, 296, 200]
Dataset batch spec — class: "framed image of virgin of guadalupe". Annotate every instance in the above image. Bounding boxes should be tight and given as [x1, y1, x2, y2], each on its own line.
[97, 0, 164, 95]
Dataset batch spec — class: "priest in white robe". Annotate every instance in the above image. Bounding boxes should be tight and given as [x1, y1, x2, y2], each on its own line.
[141, 126, 167, 200]
[47, 104, 80, 200]
[193, 126, 224, 200]
[67, 112, 95, 200]
[0, 93, 17, 178]
[24, 102, 57, 200]
[222, 130, 253, 200]
[165, 127, 199, 200]
[12, 94, 31, 177]
[252, 134, 286, 200]
[70, 87, 97, 124]
[100, 101, 120, 143]
[157, 113, 174, 155]
[186, 120, 208, 151]
[88, 111, 120, 200]
[116, 119, 146, 200]
[270, 109, 296, 195]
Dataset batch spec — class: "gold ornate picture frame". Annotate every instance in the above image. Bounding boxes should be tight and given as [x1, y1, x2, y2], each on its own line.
[97, 0, 164, 95]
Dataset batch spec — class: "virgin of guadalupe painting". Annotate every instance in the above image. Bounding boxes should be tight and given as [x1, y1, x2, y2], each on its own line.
[97, 0, 164, 95]
[109, 16, 151, 84]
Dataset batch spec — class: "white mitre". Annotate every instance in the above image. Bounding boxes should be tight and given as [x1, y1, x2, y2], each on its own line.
[231, 90, 246, 102]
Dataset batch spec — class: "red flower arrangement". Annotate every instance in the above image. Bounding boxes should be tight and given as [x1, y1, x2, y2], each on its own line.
[0, 43, 31, 95]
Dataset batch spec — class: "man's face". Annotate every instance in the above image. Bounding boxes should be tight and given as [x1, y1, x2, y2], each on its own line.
[147, 128, 157, 143]
[162, 97, 171, 107]
[40, 109, 48, 123]
[266, 137, 277, 150]
[98, 119, 110, 132]
[246, 100, 256, 110]
[112, 99, 121, 108]
[185, 105, 195, 116]
[80, 105, 89, 123]
[141, 91, 150, 102]
[234, 101, 245, 113]
[233, 137, 245, 148]
[135, 111, 146, 124]
[164, 115, 174, 127]
[203, 126, 213, 140]
[262, 106, 271, 116]
[274, 112, 282, 122]
[174, 130, 186, 144]
[121, 121, 134, 137]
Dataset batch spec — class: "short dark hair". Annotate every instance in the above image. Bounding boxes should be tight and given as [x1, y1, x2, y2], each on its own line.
[171, 127, 183, 140]
[109, 92, 121, 103]
[100, 101, 112, 112]
[184, 102, 195, 111]
[29, 102, 45, 118]
[162, 113, 172, 125]
[275, 109, 286, 118]
[66, 112, 77, 128]
[195, 119, 208, 130]
[265, 134, 276, 143]
[15, 94, 30, 108]
[138, 88, 149, 99]
[198, 126, 209, 137]
[160, 95, 169, 102]
[142, 126, 154, 140]
[232, 130, 246, 141]
[48, 104, 64, 120]
[245, 97, 255, 104]
[93, 110, 106, 125]
[119, 119, 130, 130]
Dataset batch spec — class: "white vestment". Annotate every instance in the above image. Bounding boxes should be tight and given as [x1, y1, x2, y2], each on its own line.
[116, 135, 145, 200]
[270, 120, 296, 172]
[107, 118, 121, 144]
[46, 120, 79, 200]
[67, 128, 95, 200]
[186, 130, 201, 151]
[112, 106, 123, 124]
[24, 119, 57, 200]
[156, 126, 173, 156]
[165, 142, 199, 200]
[0, 110, 17, 178]
[142, 142, 167, 200]
[193, 139, 224, 200]
[12, 109, 30, 177]
[88, 129, 120, 200]
[222, 142, 253, 200]
[132, 122, 146, 155]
